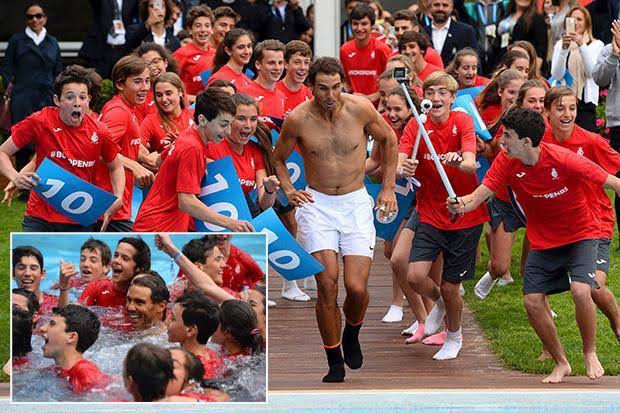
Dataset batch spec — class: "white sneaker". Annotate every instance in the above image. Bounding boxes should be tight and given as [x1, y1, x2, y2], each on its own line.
[303, 276, 317, 291]
[425, 298, 446, 336]
[281, 280, 311, 301]
[497, 277, 514, 287]
[401, 321, 419, 336]
[382, 305, 403, 323]
[474, 271, 497, 300]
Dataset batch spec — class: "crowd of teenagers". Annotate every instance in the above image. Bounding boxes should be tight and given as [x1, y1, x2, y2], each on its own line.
[9, 234, 266, 401]
[1, 0, 620, 389]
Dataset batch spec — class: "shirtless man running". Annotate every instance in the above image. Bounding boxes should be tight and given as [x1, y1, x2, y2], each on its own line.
[274, 57, 398, 383]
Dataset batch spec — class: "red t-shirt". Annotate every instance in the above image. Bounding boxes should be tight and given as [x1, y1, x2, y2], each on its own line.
[483, 143, 608, 250]
[79, 277, 126, 308]
[206, 64, 252, 91]
[10, 107, 119, 224]
[478, 102, 502, 128]
[417, 63, 442, 83]
[472, 76, 490, 87]
[222, 245, 264, 292]
[133, 89, 155, 125]
[133, 127, 208, 232]
[399, 111, 488, 230]
[173, 42, 216, 96]
[207, 140, 266, 194]
[340, 37, 392, 96]
[542, 126, 620, 239]
[275, 81, 313, 118]
[58, 359, 109, 393]
[424, 47, 444, 69]
[198, 348, 224, 379]
[40, 292, 59, 314]
[96, 95, 142, 221]
[140, 108, 195, 153]
[243, 81, 286, 120]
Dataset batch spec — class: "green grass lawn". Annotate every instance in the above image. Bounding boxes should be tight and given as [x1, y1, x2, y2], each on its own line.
[466, 226, 620, 376]
[0, 199, 26, 382]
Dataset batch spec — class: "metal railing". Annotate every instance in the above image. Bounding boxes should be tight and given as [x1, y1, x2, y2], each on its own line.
[0, 41, 83, 58]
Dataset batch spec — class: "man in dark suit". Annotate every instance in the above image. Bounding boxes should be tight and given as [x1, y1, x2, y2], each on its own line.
[255, 0, 311, 43]
[79, 0, 140, 78]
[587, 0, 618, 45]
[202, 0, 256, 31]
[424, 0, 477, 68]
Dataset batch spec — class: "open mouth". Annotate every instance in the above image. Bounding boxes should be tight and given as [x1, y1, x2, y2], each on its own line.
[20, 278, 34, 285]
[559, 119, 573, 126]
[239, 130, 252, 140]
[127, 312, 142, 325]
[71, 110, 82, 121]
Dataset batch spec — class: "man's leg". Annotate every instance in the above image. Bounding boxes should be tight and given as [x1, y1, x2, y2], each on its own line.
[432, 280, 463, 360]
[570, 281, 604, 380]
[341, 255, 372, 370]
[591, 239, 620, 340]
[279, 207, 311, 300]
[476, 222, 517, 299]
[312, 249, 345, 382]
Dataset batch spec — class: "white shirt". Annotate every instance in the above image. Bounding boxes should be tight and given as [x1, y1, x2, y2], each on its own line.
[152, 30, 166, 46]
[25, 27, 46, 46]
[431, 19, 451, 54]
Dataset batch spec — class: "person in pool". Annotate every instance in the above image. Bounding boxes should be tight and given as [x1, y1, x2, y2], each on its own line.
[123, 342, 175, 402]
[125, 273, 170, 332]
[13, 246, 57, 314]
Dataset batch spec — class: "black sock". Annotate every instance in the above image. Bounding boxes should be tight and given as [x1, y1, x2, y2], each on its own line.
[342, 321, 363, 370]
[322, 346, 345, 383]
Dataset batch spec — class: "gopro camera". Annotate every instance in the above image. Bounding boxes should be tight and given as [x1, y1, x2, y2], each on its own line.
[392, 67, 408, 83]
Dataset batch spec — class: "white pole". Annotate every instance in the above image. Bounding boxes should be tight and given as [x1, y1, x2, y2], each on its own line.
[313, 0, 340, 58]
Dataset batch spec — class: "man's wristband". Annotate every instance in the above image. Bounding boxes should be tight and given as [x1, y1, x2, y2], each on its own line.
[172, 251, 182, 262]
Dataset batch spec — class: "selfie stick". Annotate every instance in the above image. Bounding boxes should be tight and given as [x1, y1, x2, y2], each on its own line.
[400, 83, 458, 205]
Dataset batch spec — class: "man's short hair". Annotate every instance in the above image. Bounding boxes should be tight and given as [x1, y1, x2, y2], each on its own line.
[81, 238, 112, 266]
[176, 291, 220, 344]
[12, 246, 44, 274]
[423, 71, 458, 95]
[53, 65, 91, 99]
[350, 3, 375, 26]
[308, 57, 345, 86]
[544, 86, 577, 111]
[284, 40, 312, 62]
[213, 6, 240, 23]
[254, 39, 286, 64]
[111, 55, 148, 93]
[12, 288, 39, 316]
[194, 88, 236, 123]
[118, 237, 151, 274]
[124, 343, 174, 402]
[52, 304, 101, 354]
[181, 236, 217, 264]
[186, 4, 214, 27]
[131, 273, 170, 320]
[398, 30, 431, 54]
[13, 305, 33, 358]
[393, 9, 418, 24]
[501, 107, 546, 147]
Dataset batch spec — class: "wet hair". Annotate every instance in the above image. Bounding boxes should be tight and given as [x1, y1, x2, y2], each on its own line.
[12, 288, 40, 316]
[52, 304, 101, 353]
[133, 42, 180, 75]
[131, 273, 170, 320]
[124, 342, 174, 402]
[253, 39, 286, 64]
[111, 55, 149, 94]
[170, 347, 205, 384]
[176, 291, 220, 344]
[152, 72, 187, 134]
[12, 246, 44, 274]
[423, 71, 458, 95]
[186, 4, 214, 27]
[350, 3, 376, 26]
[397, 30, 431, 55]
[209, 78, 237, 93]
[445, 47, 479, 81]
[194, 87, 236, 123]
[81, 238, 112, 266]
[213, 6, 240, 23]
[139, 0, 172, 22]
[117, 237, 151, 274]
[182, 236, 217, 264]
[219, 299, 263, 354]
[231, 93, 277, 175]
[13, 305, 33, 358]
[308, 57, 345, 86]
[501, 107, 546, 147]
[544, 86, 577, 111]
[508, 41, 545, 83]
[253, 284, 267, 316]
[285, 40, 312, 62]
[477, 68, 523, 110]
[516, 79, 546, 107]
[53, 65, 91, 98]
[212, 28, 253, 75]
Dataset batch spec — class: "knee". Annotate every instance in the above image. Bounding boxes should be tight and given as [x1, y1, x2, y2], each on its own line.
[440, 281, 460, 299]
[345, 283, 368, 301]
[571, 284, 594, 306]
[316, 277, 338, 301]
[489, 260, 508, 278]
[407, 268, 424, 288]
[523, 294, 545, 313]
[389, 254, 406, 275]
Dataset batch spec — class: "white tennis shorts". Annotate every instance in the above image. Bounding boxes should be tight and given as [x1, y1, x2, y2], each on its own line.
[296, 187, 376, 258]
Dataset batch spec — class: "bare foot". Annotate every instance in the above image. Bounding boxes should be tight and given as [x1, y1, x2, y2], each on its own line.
[537, 349, 552, 361]
[584, 352, 604, 380]
[542, 362, 572, 383]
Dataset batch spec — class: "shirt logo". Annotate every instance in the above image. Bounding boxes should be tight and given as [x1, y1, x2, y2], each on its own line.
[452, 125, 457, 136]
[588, 272, 596, 279]
[348, 52, 356, 58]
[251, 158, 255, 169]
[551, 168, 559, 180]
[53, 128, 62, 132]
[193, 55, 201, 61]
[102, 290, 110, 295]
[91, 132, 98, 143]
[597, 259, 607, 265]
[516, 172, 526, 178]
[577, 146, 584, 156]
[255, 96, 265, 102]
[370, 50, 375, 59]
[459, 270, 467, 278]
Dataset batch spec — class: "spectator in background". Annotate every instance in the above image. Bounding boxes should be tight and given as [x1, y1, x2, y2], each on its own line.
[550, 6, 603, 132]
[497, 0, 547, 73]
[392, 9, 444, 69]
[424, 0, 478, 68]
[177, 29, 191, 46]
[397, 30, 442, 82]
[543, 0, 576, 62]
[1, 2, 62, 173]
[445, 47, 490, 90]
[255, 0, 311, 43]
[587, 0, 618, 45]
[125, 0, 181, 53]
[167, 0, 184, 35]
[80, 0, 139, 78]
[207, 6, 240, 50]
[509, 40, 550, 85]
[341, 0, 370, 45]
[306, 3, 314, 22]
[203, 0, 257, 31]
[463, 0, 507, 76]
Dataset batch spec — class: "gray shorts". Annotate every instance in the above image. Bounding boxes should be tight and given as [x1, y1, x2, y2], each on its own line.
[488, 196, 524, 233]
[523, 239, 600, 295]
[596, 238, 611, 274]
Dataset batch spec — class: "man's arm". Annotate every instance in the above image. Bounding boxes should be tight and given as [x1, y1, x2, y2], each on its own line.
[446, 184, 494, 215]
[117, 154, 155, 188]
[0, 138, 39, 189]
[592, 22, 620, 86]
[178, 192, 254, 232]
[603, 174, 620, 194]
[101, 155, 126, 231]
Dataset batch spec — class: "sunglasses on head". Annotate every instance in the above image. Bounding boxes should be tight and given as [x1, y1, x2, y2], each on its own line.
[26, 13, 46, 20]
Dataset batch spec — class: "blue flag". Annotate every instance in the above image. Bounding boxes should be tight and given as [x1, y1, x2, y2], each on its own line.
[548, 71, 573, 87]
[251, 208, 324, 280]
[456, 85, 485, 99]
[194, 156, 253, 232]
[200, 69, 212, 86]
[365, 178, 416, 241]
[286, 149, 307, 191]
[33, 158, 117, 226]
[452, 94, 493, 141]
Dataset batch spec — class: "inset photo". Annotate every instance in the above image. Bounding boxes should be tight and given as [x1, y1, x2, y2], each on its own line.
[10, 232, 267, 403]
